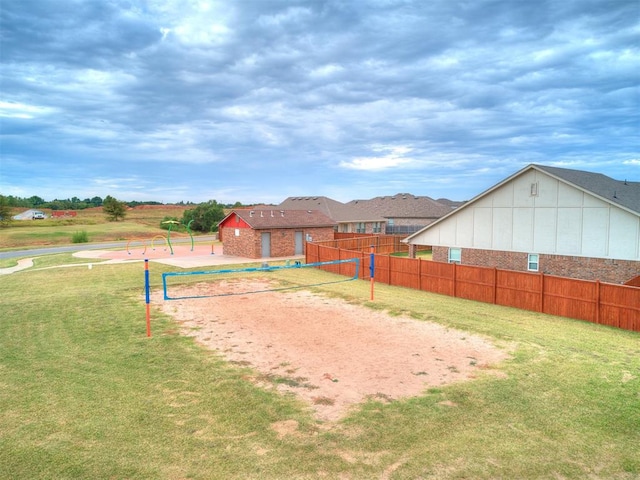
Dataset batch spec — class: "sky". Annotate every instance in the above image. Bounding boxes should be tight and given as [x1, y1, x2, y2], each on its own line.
[1, 0, 638, 205]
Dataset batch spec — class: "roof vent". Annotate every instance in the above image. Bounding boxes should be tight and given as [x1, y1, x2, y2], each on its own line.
[260, 211, 264, 217]
[249, 210, 254, 217]
[280, 210, 285, 216]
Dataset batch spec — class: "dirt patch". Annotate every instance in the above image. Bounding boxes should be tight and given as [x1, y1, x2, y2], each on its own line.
[156, 280, 509, 421]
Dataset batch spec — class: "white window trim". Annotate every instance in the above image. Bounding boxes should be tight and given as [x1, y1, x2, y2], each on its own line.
[528, 253, 539, 271]
[448, 247, 461, 264]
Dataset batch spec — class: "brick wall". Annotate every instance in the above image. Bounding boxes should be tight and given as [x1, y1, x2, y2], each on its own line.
[221, 227, 335, 258]
[221, 227, 258, 258]
[432, 246, 640, 284]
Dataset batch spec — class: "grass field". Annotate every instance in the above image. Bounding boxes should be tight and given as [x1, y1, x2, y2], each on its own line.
[1, 253, 639, 479]
[0, 206, 193, 249]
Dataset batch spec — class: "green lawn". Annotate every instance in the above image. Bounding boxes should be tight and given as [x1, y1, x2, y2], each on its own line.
[1, 254, 639, 479]
[0, 206, 193, 249]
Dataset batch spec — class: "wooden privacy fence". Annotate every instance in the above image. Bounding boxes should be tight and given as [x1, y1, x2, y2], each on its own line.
[306, 243, 640, 332]
[316, 234, 410, 254]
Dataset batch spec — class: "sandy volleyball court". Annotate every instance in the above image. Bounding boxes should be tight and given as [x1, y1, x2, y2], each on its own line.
[157, 279, 509, 422]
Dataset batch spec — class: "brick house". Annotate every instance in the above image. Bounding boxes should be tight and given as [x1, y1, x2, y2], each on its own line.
[278, 193, 454, 235]
[404, 164, 640, 284]
[218, 209, 336, 259]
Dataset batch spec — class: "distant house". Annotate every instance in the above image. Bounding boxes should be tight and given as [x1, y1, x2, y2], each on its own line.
[404, 164, 640, 284]
[346, 193, 454, 235]
[218, 209, 336, 259]
[278, 193, 454, 235]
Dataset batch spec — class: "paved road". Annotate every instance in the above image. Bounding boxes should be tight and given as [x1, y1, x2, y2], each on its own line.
[0, 236, 218, 260]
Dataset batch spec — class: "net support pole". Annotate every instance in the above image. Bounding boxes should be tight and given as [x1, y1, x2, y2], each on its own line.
[369, 245, 375, 301]
[145, 259, 151, 337]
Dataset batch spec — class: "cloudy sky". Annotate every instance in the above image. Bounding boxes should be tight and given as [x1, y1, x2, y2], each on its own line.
[1, 0, 638, 204]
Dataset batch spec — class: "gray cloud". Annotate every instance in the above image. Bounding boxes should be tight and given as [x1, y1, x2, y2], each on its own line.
[1, 0, 638, 203]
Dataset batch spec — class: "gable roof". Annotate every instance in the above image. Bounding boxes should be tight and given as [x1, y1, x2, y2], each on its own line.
[221, 209, 336, 230]
[534, 164, 640, 214]
[404, 163, 640, 242]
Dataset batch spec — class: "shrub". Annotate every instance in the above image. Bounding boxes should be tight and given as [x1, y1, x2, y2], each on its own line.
[72, 230, 89, 243]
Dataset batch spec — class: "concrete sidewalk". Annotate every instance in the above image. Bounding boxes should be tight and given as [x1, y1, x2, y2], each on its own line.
[0, 258, 34, 275]
[0, 249, 304, 275]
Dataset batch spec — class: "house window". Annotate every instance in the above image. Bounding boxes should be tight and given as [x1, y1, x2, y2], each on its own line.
[372, 222, 381, 233]
[387, 218, 395, 233]
[448, 248, 461, 264]
[528, 253, 539, 271]
[356, 222, 366, 233]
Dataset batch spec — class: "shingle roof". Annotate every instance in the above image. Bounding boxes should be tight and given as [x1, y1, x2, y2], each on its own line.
[278, 194, 454, 223]
[436, 198, 466, 208]
[533, 164, 640, 214]
[346, 193, 453, 220]
[277, 196, 349, 220]
[229, 209, 336, 229]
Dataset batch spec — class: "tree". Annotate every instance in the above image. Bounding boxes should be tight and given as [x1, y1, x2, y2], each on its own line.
[0, 195, 12, 226]
[103, 195, 127, 221]
[181, 200, 225, 232]
[28, 195, 45, 206]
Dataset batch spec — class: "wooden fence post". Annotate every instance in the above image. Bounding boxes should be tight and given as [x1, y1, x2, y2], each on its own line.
[493, 267, 497, 304]
[452, 262, 457, 298]
[540, 271, 545, 313]
[595, 280, 600, 324]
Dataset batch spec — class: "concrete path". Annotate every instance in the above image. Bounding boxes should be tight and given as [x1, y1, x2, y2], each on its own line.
[0, 250, 304, 275]
[0, 258, 34, 275]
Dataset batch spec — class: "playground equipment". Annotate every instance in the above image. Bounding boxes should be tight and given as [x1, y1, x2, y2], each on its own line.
[161, 220, 180, 255]
[186, 220, 195, 251]
[151, 235, 168, 251]
[126, 238, 148, 255]
[161, 219, 197, 254]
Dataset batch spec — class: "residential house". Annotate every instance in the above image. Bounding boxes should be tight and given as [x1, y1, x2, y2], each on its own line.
[218, 209, 336, 259]
[404, 164, 640, 284]
[278, 194, 453, 235]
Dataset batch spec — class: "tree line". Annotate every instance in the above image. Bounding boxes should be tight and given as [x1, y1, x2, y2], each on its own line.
[0, 194, 248, 232]
[0, 195, 188, 210]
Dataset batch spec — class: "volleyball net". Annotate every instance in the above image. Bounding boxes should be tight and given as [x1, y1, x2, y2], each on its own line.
[162, 258, 361, 300]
